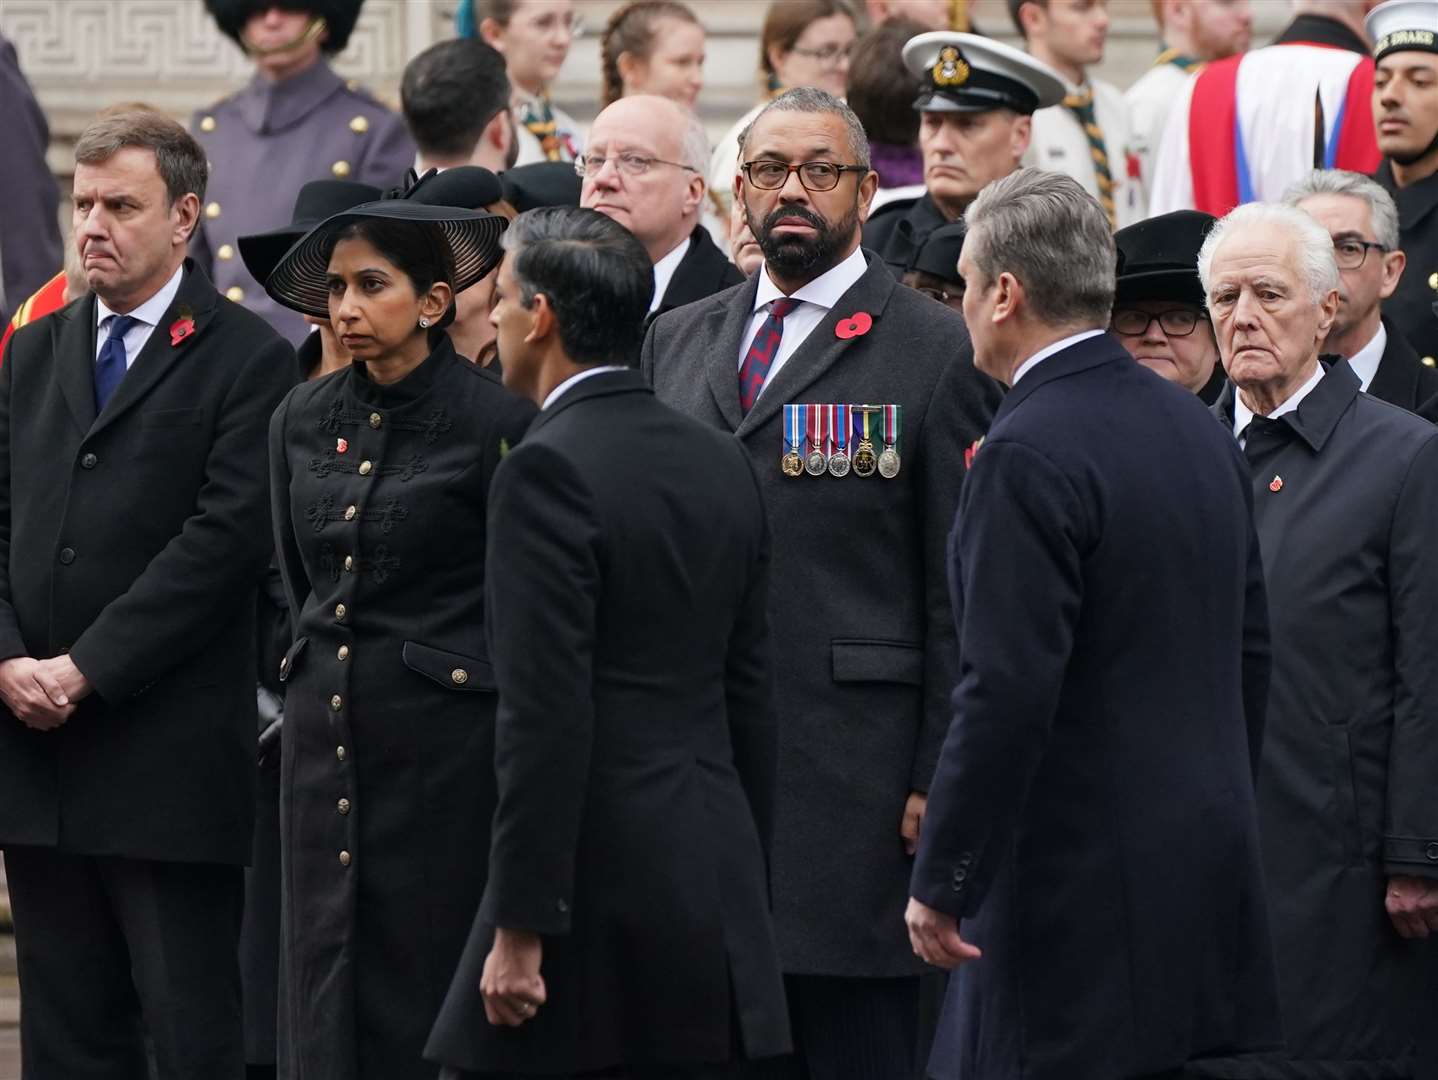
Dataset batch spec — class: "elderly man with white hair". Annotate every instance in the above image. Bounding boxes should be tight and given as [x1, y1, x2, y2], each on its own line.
[1203, 200, 1438, 1079]
[579, 94, 743, 321]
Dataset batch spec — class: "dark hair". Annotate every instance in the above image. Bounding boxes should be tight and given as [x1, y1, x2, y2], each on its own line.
[760, 0, 857, 82]
[475, 0, 520, 26]
[402, 38, 512, 159]
[1007, 0, 1045, 37]
[600, 0, 701, 106]
[845, 18, 925, 145]
[502, 207, 654, 366]
[74, 109, 209, 207]
[321, 218, 458, 327]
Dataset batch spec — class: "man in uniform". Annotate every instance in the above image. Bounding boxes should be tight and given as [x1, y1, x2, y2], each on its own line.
[1369, 0, 1438, 362]
[645, 87, 998, 1079]
[192, 0, 415, 345]
[863, 31, 1064, 276]
[1010, 0, 1143, 229]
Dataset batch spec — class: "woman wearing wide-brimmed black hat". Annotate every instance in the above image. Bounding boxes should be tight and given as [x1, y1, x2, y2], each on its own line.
[263, 184, 535, 1079]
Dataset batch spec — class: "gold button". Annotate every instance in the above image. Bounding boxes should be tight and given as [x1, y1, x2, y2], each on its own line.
[347, 79, 360, 92]
[206, 201, 221, 219]
[1424, 356, 1437, 368]
[335, 602, 347, 619]
[350, 114, 369, 134]
[368, 412, 382, 429]
[336, 745, 347, 761]
[337, 797, 351, 815]
[226, 286, 245, 302]
[344, 504, 357, 521]
[1429, 271, 1438, 290]
[337, 644, 350, 660]
[331, 159, 351, 178]
[339, 850, 352, 867]
[330, 694, 343, 711]
[451, 668, 469, 686]
[200, 115, 216, 133]
[358, 460, 373, 476]
[343, 555, 354, 572]
[217, 244, 234, 261]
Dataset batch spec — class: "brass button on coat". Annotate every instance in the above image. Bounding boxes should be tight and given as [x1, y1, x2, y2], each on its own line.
[217, 244, 234, 261]
[336, 745, 347, 761]
[331, 160, 352, 178]
[200, 115, 216, 132]
[205, 201, 221, 219]
[344, 505, 358, 521]
[450, 668, 469, 685]
[358, 460, 373, 476]
[335, 603, 347, 619]
[1424, 357, 1436, 368]
[330, 694, 343, 711]
[350, 115, 369, 134]
[339, 850, 352, 867]
[337, 645, 350, 660]
[226, 286, 245, 302]
[337, 798, 351, 815]
[369, 412, 383, 429]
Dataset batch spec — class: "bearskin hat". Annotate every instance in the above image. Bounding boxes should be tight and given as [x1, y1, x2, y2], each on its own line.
[204, 0, 363, 57]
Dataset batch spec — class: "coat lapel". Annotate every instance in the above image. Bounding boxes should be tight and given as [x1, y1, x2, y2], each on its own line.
[736, 254, 898, 439]
[703, 274, 762, 433]
[90, 262, 219, 438]
[1365, 319, 1419, 409]
[53, 294, 101, 435]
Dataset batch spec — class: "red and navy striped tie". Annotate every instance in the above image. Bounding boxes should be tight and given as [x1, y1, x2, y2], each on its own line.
[738, 297, 801, 415]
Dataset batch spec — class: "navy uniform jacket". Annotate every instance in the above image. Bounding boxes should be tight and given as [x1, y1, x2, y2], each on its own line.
[191, 60, 416, 345]
[1376, 161, 1438, 365]
[914, 334, 1281, 1080]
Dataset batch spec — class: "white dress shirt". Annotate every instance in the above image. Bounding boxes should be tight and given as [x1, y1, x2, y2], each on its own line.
[738, 246, 868, 402]
[93, 264, 185, 369]
[1010, 328, 1106, 387]
[1232, 363, 1326, 445]
[649, 235, 692, 315]
[1344, 322, 1386, 394]
[541, 365, 627, 411]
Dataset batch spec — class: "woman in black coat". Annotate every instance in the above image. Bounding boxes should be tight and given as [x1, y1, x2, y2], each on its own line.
[262, 188, 535, 1080]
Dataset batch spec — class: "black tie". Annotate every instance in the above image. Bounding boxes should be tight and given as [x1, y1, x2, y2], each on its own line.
[1242, 414, 1289, 467]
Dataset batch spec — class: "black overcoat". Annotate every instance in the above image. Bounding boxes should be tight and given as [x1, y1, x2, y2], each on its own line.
[1207, 363, 1438, 1078]
[862, 192, 951, 276]
[913, 335, 1281, 1080]
[642, 253, 1000, 977]
[653, 224, 746, 319]
[1366, 316, 1438, 419]
[0, 261, 294, 865]
[268, 337, 535, 1080]
[425, 369, 789, 1074]
[1376, 161, 1438, 363]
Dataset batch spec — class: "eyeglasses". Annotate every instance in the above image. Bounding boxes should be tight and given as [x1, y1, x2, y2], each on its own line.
[1111, 307, 1204, 337]
[1332, 237, 1389, 270]
[789, 42, 854, 67]
[574, 152, 699, 179]
[741, 160, 867, 192]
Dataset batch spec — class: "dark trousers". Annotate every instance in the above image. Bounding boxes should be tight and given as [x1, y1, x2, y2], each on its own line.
[441, 1064, 762, 1079]
[746, 975, 919, 1080]
[5, 845, 245, 1080]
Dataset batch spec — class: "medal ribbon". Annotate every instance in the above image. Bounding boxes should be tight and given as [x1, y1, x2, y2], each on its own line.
[831, 404, 849, 451]
[883, 404, 900, 447]
[807, 403, 826, 452]
[856, 408, 873, 445]
[785, 404, 800, 452]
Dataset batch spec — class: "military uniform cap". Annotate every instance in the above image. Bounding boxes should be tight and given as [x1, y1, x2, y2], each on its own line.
[1365, 0, 1438, 62]
[204, 0, 364, 55]
[902, 31, 1066, 116]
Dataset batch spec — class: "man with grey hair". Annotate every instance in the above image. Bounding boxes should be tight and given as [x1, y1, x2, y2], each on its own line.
[645, 86, 998, 1076]
[0, 108, 295, 1077]
[579, 94, 741, 321]
[1202, 199, 1438, 1078]
[909, 168, 1281, 1080]
[1285, 168, 1438, 416]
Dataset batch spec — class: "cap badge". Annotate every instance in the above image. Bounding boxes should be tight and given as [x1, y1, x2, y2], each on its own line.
[933, 46, 971, 88]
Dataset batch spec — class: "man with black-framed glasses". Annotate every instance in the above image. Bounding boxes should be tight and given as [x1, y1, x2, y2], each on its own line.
[580, 95, 743, 321]
[644, 86, 999, 1079]
[1286, 168, 1438, 417]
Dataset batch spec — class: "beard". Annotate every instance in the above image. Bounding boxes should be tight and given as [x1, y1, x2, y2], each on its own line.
[747, 198, 860, 282]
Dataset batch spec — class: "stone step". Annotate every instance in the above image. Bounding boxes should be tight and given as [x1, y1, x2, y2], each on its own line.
[0, 937, 12, 978]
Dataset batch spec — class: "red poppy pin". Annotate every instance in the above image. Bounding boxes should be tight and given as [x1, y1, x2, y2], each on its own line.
[169, 309, 196, 347]
[964, 436, 985, 470]
[1269, 475, 1283, 493]
[835, 311, 872, 340]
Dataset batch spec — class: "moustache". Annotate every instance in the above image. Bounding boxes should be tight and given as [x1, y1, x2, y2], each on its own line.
[762, 205, 826, 235]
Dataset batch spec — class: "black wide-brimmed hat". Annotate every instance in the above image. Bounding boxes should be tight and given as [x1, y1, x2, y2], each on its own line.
[500, 161, 583, 212]
[238, 179, 382, 293]
[1114, 210, 1218, 307]
[263, 178, 508, 319]
[911, 222, 967, 283]
[205, 0, 363, 56]
[404, 166, 504, 211]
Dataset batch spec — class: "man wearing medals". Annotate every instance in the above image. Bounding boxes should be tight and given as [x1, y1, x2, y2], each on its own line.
[644, 87, 998, 1077]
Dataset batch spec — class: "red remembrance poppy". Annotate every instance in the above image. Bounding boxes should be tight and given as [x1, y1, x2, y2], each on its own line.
[169, 317, 196, 346]
[835, 311, 872, 340]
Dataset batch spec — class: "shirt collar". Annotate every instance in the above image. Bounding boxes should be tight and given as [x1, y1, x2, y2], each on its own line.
[649, 234, 692, 314]
[1010, 329, 1106, 387]
[542, 364, 628, 410]
[1344, 322, 1386, 393]
[753, 245, 867, 315]
[1232, 362, 1325, 439]
[95, 263, 185, 333]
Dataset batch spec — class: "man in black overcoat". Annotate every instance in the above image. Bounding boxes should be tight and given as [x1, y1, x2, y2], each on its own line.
[0, 110, 294, 1078]
[644, 88, 999, 1077]
[908, 169, 1282, 1080]
[1202, 200, 1438, 1079]
[426, 207, 789, 1078]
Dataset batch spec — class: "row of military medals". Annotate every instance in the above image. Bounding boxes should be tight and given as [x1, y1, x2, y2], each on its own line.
[782, 403, 901, 479]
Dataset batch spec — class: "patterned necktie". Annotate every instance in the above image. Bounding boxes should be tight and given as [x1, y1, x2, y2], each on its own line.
[519, 94, 564, 162]
[1063, 86, 1117, 230]
[738, 298, 801, 415]
[94, 314, 137, 412]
